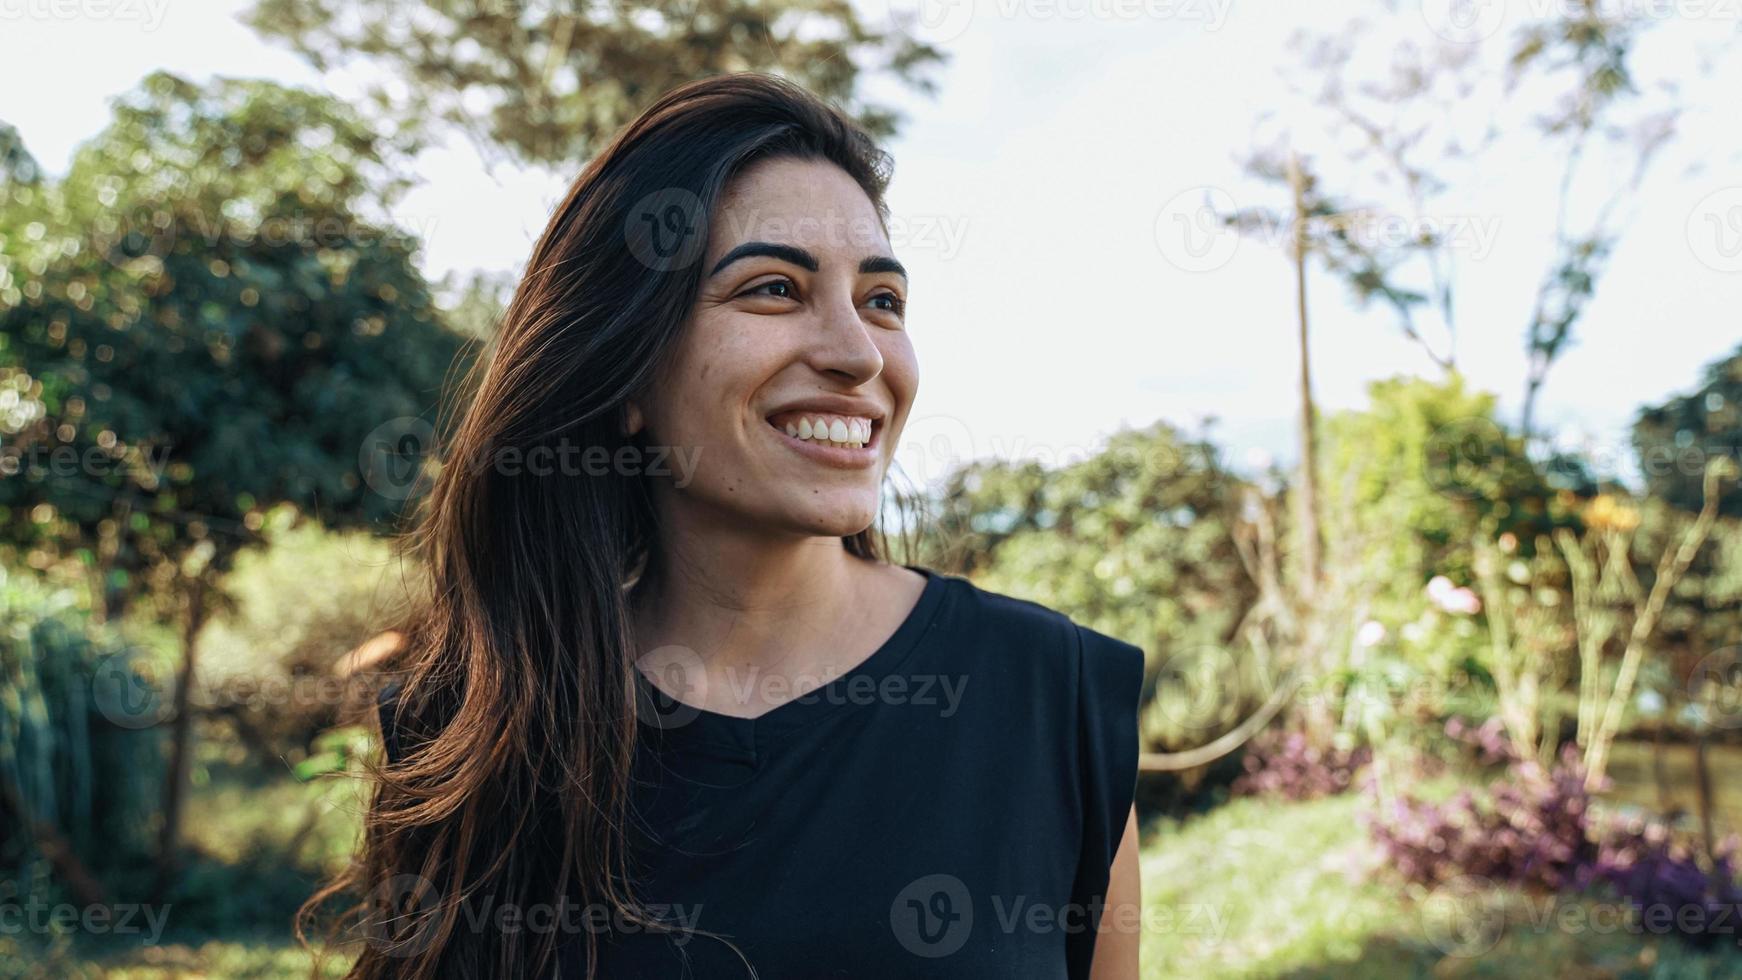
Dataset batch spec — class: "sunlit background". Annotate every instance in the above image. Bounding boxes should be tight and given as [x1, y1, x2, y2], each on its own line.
[3, 0, 1742, 976]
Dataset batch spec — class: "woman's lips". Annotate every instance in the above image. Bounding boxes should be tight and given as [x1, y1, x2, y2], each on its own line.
[765, 418, 880, 469]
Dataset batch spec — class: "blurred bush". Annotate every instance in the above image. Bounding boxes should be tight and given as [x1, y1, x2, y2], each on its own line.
[1230, 728, 1373, 802]
[1365, 741, 1598, 892]
[1364, 720, 1742, 952]
[1634, 343, 1742, 518]
[1319, 374, 1575, 619]
[196, 508, 411, 758]
[1, 567, 162, 912]
[1242, 376, 1578, 758]
[1631, 496, 1742, 692]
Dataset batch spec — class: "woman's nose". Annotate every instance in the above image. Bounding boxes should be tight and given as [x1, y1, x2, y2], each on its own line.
[805, 288, 884, 384]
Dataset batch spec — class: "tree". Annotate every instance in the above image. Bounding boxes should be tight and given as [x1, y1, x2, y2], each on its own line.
[1629, 345, 1742, 723]
[243, 0, 948, 168]
[1240, 4, 1683, 440]
[1633, 343, 1742, 518]
[1321, 374, 1567, 590]
[0, 120, 40, 187]
[0, 73, 467, 892]
[1553, 459, 1733, 789]
[1222, 152, 1334, 602]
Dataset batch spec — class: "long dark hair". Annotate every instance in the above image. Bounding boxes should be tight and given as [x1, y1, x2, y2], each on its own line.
[298, 72, 908, 979]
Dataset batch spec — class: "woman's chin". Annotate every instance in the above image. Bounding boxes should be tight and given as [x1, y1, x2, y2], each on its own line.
[769, 490, 881, 539]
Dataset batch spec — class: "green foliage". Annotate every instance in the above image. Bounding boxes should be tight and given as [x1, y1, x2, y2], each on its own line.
[1305, 376, 1580, 753]
[929, 421, 1249, 643]
[196, 512, 411, 753]
[1633, 342, 1742, 518]
[184, 735, 370, 876]
[1508, 7, 1642, 122]
[0, 73, 466, 607]
[0, 568, 163, 900]
[158, 738, 370, 935]
[0, 121, 39, 187]
[1321, 374, 1573, 597]
[242, 0, 948, 167]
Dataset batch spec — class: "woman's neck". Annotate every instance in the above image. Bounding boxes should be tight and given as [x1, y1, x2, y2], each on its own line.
[628, 536, 916, 718]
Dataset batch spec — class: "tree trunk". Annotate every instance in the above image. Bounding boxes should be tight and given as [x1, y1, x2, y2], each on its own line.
[1651, 720, 1670, 813]
[152, 571, 209, 899]
[1286, 150, 1322, 602]
[1584, 462, 1727, 789]
[1694, 726, 1716, 862]
[1520, 371, 1542, 446]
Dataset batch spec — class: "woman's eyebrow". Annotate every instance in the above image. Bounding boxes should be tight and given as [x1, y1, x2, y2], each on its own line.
[860, 255, 908, 281]
[707, 241, 908, 282]
[710, 241, 816, 276]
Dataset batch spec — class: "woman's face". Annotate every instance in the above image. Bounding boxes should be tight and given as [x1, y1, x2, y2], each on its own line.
[627, 156, 917, 540]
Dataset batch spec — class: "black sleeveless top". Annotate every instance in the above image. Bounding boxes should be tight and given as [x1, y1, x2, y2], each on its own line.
[380, 565, 1144, 979]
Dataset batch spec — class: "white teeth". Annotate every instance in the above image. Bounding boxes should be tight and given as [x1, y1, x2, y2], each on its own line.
[776, 413, 872, 448]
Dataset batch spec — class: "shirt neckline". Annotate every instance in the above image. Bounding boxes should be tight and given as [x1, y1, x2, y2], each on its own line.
[633, 563, 951, 754]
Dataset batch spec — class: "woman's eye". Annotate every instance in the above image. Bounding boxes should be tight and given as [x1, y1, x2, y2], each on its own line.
[870, 292, 906, 317]
[743, 278, 796, 300]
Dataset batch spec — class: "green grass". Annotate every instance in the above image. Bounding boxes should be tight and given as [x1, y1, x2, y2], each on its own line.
[183, 751, 367, 877]
[1138, 792, 1740, 979]
[6, 939, 351, 979]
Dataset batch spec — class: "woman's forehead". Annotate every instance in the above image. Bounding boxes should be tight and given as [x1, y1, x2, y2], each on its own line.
[710, 159, 889, 256]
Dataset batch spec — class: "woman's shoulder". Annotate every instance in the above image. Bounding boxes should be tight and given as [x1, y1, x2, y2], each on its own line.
[922, 568, 1146, 686]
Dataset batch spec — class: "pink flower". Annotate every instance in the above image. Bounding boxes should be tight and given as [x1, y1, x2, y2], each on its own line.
[1441, 587, 1481, 615]
[1427, 576, 1481, 615]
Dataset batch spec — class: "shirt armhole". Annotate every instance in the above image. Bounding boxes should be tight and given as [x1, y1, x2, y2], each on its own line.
[1064, 623, 1145, 977]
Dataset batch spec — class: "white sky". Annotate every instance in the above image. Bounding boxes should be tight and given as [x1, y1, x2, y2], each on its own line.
[2, 0, 1739, 490]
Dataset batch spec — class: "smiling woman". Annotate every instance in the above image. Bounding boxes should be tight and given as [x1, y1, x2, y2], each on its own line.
[299, 72, 1144, 980]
